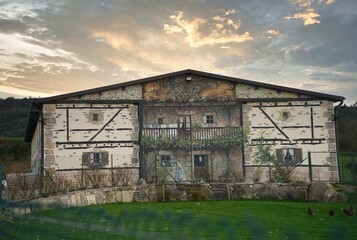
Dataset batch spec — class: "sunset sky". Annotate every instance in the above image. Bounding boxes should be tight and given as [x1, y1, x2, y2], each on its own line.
[0, 0, 356, 104]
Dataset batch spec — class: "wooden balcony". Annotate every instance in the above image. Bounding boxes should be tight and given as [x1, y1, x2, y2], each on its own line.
[142, 127, 242, 141]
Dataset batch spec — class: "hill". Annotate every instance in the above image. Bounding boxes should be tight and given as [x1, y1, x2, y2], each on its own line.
[0, 97, 33, 138]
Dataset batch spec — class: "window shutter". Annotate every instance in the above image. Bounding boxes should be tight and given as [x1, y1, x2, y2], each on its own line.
[82, 152, 90, 166]
[102, 152, 109, 165]
[294, 148, 303, 164]
[276, 149, 283, 163]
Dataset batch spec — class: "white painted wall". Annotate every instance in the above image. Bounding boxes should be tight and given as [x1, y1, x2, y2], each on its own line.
[245, 100, 336, 165]
[44, 103, 139, 170]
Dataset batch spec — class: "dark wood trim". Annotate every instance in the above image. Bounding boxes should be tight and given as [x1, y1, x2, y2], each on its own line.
[71, 128, 99, 131]
[49, 100, 144, 104]
[138, 102, 144, 179]
[142, 101, 239, 108]
[70, 128, 133, 132]
[40, 112, 44, 192]
[56, 140, 137, 145]
[89, 109, 122, 141]
[252, 103, 322, 107]
[310, 107, 315, 139]
[280, 126, 323, 129]
[56, 166, 139, 172]
[244, 164, 332, 167]
[258, 107, 289, 139]
[66, 108, 69, 141]
[240, 102, 245, 179]
[56, 105, 131, 109]
[241, 98, 326, 103]
[251, 138, 289, 142]
[63, 147, 91, 150]
[62, 144, 135, 149]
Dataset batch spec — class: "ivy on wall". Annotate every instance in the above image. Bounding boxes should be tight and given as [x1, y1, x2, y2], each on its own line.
[141, 127, 247, 150]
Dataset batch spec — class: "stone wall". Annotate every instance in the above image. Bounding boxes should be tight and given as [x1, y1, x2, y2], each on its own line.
[6, 182, 347, 216]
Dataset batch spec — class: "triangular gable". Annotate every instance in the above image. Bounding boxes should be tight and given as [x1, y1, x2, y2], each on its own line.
[25, 69, 345, 142]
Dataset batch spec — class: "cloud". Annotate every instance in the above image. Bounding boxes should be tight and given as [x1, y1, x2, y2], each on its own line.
[163, 10, 252, 48]
[266, 29, 281, 38]
[319, 0, 335, 5]
[286, 0, 335, 25]
[0, 0, 355, 105]
[289, 0, 313, 8]
[285, 8, 320, 25]
[0, 33, 97, 78]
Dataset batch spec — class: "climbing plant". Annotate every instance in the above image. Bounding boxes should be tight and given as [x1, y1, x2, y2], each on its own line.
[252, 137, 296, 183]
[141, 127, 247, 150]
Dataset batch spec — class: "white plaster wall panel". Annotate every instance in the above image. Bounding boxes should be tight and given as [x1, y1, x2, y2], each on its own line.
[43, 103, 139, 171]
[65, 108, 134, 142]
[244, 101, 336, 167]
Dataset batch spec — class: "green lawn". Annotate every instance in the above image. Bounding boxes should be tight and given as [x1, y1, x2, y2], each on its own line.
[1, 199, 356, 240]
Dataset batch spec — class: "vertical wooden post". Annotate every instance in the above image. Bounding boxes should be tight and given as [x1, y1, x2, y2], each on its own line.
[81, 157, 84, 188]
[308, 151, 313, 182]
[111, 154, 114, 186]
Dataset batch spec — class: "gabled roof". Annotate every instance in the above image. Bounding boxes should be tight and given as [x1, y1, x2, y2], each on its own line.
[24, 69, 345, 142]
[31, 69, 345, 104]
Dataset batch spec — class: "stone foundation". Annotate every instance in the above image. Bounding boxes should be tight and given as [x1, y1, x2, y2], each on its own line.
[4, 181, 347, 216]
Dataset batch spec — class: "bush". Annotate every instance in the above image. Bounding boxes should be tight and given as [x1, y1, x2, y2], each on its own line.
[185, 185, 210, 201]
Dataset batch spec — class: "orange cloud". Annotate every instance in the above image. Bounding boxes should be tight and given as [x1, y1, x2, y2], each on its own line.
[285, 8, 321, 25]
[163, 10, 252, 48]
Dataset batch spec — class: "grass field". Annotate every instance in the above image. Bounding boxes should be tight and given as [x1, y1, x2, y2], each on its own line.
[1, 198, 356, 240]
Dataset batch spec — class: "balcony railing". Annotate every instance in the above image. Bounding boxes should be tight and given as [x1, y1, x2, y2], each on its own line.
[142, 127, 242, 141]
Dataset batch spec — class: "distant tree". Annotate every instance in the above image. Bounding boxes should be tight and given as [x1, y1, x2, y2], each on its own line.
[337, 105, 357, 152]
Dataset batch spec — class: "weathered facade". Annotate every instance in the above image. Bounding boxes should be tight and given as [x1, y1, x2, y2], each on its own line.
[25, 69, 344, 184]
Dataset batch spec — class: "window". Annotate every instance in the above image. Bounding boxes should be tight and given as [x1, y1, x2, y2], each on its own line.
[158, 117, 165, 125]
[82, 151, 109, 167]
[276, 148, 302, 165]
[194, 155, 208, 167]
[206, 115, 214, 124]
[178, 115, 191, 128]
[161, 155, 171, 167]
[92, 113, 99, 121]
[91, 152, 103, 165]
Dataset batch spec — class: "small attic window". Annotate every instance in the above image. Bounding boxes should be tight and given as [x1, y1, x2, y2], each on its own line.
[92, 113, 99, 121]
[282, 112, 290, 120]
[254, 86, 259, 90]
[277, 90, 282, 94]
[122, 87, 126, 91]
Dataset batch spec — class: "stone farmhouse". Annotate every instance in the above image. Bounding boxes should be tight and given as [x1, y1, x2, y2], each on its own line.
[25, 69, 344, 185]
